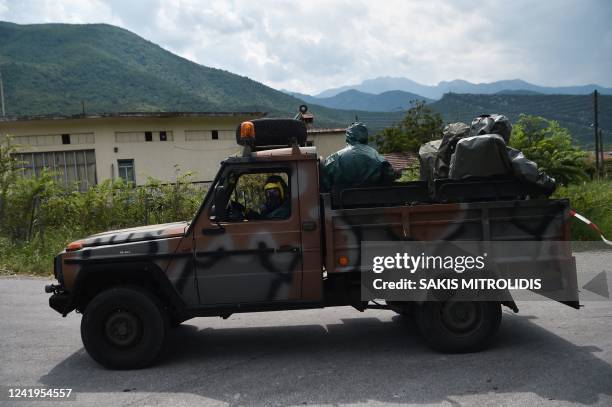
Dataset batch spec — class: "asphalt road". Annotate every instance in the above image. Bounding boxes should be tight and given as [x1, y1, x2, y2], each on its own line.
[1, 252, 611, 406]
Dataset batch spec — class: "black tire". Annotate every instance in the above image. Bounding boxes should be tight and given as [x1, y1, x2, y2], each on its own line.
[415, 301, 501, 353]
[80, 287, 167, 369]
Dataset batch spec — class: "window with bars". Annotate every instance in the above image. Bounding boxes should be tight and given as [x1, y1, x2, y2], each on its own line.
[13, 133, 94, 146]
[14, 149, 97, 191]
[117, 159, 135, 184]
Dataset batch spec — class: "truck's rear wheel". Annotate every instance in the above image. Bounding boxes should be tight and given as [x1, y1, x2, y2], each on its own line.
[415, 301, 501, 353]
[80, 287, 167, 369]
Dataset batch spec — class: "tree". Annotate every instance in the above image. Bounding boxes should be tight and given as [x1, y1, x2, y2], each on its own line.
[0, 136, 21, 226]
[510, 114, 590, 185]
[374, 100, 443, 153]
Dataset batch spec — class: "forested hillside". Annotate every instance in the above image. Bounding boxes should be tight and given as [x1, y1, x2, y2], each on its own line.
[0, 21, 401, 131]
[430, 93, 611, 148]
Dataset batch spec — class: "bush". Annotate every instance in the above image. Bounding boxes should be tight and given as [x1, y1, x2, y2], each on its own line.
[553, 180, 612, 241]
[0, 137, 207, 275]
[374, 100, 444, 153]
[510, 114, 590, 185]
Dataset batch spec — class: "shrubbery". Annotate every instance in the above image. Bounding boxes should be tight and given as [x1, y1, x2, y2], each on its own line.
[553, 180, 612, 242]
[0, 138, 206, 275]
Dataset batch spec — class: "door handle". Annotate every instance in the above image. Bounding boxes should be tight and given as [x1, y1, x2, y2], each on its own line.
[277, 245, 300, 253]
[202, 226, 225, 235]
[302, 221, 317, 231]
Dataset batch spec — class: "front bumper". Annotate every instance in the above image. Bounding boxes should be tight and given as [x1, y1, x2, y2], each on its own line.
[48, 291, 74, 316]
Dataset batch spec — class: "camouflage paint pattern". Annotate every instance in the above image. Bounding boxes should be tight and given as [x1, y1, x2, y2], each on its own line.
[52, 145, 577, 314]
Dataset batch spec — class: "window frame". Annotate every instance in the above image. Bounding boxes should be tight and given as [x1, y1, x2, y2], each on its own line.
[117, 159, 136, 184]
[218, 166, 292, 223]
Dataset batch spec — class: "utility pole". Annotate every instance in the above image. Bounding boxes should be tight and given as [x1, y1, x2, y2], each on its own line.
[599, 128, 605, 178]
[0, 68, 5, 117]
[593, 90, 599, 177]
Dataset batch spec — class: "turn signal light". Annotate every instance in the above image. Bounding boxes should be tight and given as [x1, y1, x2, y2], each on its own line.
[338, 255, 349, 267]
[240, 121, 255, 139]
[66, 240, 83, 251]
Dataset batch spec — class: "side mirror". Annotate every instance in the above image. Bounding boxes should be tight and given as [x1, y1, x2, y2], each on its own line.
[210, 184, 227, 221]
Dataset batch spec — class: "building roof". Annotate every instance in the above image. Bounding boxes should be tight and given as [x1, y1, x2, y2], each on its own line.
[0, 111, 267, 123]
[307, 128, 346, 134]
[383, 151, 419, 170]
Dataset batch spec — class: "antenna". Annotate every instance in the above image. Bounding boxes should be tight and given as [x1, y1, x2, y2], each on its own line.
[0, 68, 5, 117]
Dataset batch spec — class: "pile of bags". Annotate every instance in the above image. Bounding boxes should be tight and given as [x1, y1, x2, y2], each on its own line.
[322, 122, 396, 191]
[419, 114, 556, 195]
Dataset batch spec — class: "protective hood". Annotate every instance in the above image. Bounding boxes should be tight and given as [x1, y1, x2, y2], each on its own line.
[346, 122, 369, 145]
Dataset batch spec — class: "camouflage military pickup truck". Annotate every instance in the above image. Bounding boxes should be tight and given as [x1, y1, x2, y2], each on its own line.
[45, 117, 579, 369]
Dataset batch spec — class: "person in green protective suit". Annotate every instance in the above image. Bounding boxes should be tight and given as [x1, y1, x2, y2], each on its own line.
[322, 122, 396, 191]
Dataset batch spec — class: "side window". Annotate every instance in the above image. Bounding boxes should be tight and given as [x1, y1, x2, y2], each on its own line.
[117, 159, 135, 184]
[225, 171, 290, 221]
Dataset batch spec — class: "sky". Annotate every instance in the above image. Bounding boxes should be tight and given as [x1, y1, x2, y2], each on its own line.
[1, 0, 611, 94]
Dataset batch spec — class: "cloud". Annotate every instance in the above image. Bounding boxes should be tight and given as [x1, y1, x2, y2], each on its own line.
[1, 0, 611, 93]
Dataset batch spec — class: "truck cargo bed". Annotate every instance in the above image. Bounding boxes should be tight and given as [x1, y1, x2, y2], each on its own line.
[322, 195, 570, 274]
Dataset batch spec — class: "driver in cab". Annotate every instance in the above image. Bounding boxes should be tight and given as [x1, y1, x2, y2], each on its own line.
[260, 175, 290, 219]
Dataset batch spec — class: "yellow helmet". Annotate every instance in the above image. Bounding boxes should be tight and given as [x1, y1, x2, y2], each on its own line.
[264, 181, 285, 200]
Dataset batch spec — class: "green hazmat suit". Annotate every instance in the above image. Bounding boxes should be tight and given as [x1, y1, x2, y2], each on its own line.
[322, 122, 395, 191]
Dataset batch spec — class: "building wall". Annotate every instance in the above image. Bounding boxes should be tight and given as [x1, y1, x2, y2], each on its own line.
[0, 117, 348, 186]
[0, 115, 257, 185]
[308, 130, 346, 159]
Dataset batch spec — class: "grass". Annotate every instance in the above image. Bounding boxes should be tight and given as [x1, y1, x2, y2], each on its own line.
[0, 230, 78, 276]
[553, 179, 612, 241]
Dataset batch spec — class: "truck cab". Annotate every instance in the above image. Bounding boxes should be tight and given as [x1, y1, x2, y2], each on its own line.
[191, 146, 324, 308]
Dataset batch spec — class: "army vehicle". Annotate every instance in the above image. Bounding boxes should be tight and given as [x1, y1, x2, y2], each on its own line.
[45, 116, 579, 369]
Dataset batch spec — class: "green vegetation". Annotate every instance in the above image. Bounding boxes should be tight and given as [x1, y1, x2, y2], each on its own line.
[510, 114, 591, 185]
[553, 180, 612, 241]
[430, 93, 612, 148]
[0, 138, 205, 275]
[374, 101, 443, 153]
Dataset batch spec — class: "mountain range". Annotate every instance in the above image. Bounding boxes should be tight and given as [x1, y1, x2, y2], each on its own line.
[285, 89, 433, 112]
[311, 76, 612, 100]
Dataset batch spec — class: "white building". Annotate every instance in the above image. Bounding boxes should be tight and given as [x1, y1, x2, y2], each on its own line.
[0, 112, 347, 189]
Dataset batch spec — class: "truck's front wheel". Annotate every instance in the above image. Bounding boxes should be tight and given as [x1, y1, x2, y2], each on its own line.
[415, 301, 501, 353]
[80, 287, 167, 369]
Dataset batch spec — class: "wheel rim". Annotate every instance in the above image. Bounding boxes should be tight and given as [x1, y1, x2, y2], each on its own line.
[104, 310, 142, 347]
[440, 301, 481, 334]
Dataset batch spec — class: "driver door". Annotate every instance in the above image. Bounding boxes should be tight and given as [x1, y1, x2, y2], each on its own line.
[193, 162, 303, 305]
